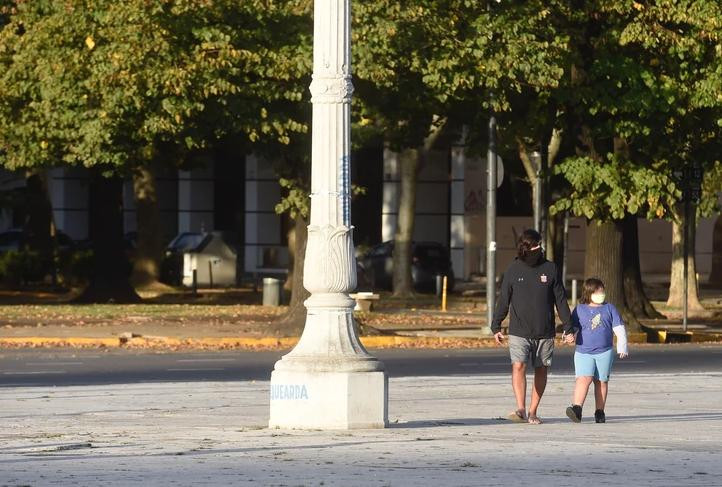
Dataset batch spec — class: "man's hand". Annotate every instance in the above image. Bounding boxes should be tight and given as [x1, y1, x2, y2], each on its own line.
[493, 332, 505, 345]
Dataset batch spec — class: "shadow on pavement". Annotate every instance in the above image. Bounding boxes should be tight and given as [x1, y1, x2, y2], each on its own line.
[390, 418, 507, 428]
[608, 412, 722, 422]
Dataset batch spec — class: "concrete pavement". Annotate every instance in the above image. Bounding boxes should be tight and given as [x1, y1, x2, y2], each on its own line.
[2, 372, 721, 486]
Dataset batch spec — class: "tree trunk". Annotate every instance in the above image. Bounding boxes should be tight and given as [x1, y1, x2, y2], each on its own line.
[622, 214, 664, 319]
[390, 121, 445, 297]
[709, 215, 722, 286]
[392, 148, 419, 297]
[23, 170, 55, 282]
[274, 214, 310, 336]
[75, 172, 141, 303]
[547, 212, 565, 267]
[666, 204, 704, 310]
[517, 128, 563, 259]
[517, 137, 541, 231]
[131, 165, 163, 286]
[546, 213, 558, 263]
[585, 219, 642, 332]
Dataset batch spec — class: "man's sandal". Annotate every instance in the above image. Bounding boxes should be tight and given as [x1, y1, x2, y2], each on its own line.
[527, 415, 543, 425]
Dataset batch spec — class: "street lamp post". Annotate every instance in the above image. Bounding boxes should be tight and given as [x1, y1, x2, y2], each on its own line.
[268, 0, 388, 430]
[486, 115, 497, 332]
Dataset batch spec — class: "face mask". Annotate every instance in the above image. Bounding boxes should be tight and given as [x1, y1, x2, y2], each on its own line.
[522, 246, 543, 266]
[591, 293, 606, 304]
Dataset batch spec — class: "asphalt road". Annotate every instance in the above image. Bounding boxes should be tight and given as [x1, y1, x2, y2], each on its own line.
[0, 344, 720, 387]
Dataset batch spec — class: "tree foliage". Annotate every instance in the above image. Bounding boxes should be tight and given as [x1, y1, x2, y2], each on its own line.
[0, 0, 312, 172]
[552, 0, 722, 222]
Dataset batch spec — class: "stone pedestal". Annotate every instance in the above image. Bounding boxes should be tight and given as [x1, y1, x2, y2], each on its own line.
[269, 371, 388, 430]
[268, 0, 388, 430]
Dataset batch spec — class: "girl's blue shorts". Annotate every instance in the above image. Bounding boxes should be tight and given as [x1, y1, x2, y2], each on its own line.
[574, 349, 615, 381]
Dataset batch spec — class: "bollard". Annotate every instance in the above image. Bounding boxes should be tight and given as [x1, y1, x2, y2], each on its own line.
[263, 277, 281, 306]
[435, 274, 444, 297]
[441, 275, 448, 312]
[192, 269, 198, 295]
[208, 261, 214, 289]
[571, 279, 578, 308]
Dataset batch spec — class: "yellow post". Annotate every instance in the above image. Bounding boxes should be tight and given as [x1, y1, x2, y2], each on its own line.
[441, 275, 448, 312]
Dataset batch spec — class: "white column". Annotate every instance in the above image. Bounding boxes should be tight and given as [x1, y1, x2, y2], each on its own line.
[269, 0, 388, 430]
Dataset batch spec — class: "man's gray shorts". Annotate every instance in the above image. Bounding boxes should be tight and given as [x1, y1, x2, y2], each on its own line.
[508, 335, 554, 368]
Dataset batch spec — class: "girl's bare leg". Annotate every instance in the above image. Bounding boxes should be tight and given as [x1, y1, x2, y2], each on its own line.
[594, 379, 609, 410]
[573, 376, 594, 406]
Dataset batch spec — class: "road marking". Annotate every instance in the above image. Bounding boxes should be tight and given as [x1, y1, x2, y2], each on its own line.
[2, 371, 67, 375]
[25, 362, 83, 366]
[176, 359, 236, 363]
[165, 368, 226, 372]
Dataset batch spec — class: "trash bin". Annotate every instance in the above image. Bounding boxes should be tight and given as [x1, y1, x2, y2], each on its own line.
[263, 277, 281, 306]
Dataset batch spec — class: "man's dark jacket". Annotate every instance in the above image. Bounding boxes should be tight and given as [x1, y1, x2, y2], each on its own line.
[491, 257, 573, 339]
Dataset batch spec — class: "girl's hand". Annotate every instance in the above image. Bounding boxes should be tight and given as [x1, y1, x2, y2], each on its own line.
[618, 352, 629, 359]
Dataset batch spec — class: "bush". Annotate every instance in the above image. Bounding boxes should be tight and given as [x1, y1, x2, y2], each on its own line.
[0, 250, 45, 286]
[58, 250, 94, 286]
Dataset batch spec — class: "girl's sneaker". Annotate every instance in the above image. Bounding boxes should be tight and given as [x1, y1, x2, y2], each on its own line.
[594, 409, 606, 423]
[566, 405, 582, 423]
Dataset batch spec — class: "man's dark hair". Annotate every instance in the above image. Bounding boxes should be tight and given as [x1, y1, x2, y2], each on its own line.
[580, 277, 605, 304]
[517, 229, 542, 258]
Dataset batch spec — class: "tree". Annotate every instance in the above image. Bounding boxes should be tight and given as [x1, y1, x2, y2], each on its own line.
[0, 0, 311, 300]
[353, 0, 568, 295]
[552, 0, 721, 327]
[614, 0, 722, 311]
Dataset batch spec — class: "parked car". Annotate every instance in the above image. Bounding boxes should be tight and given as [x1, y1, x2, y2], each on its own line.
[357, 241, 455, 293]
[0, 228, 76, 254]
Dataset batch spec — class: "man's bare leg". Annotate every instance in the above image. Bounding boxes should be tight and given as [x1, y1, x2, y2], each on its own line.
[594, 379, 609, 410]
[528, 366, 548, 423]
[511, 362, 527, 419]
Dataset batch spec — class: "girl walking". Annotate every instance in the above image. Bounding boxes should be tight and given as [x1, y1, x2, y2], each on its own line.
[565, 278, 628, 423]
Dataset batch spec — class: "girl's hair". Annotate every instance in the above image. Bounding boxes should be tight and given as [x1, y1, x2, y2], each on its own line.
[517, 229, 542, 258]
[580, 277, 605, 304]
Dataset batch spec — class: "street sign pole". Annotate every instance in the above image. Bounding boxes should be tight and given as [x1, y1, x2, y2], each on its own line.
[678, 161, 703, 334]
[683, 193, 689, 333]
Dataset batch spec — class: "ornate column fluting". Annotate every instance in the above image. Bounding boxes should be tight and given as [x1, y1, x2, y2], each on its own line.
[269, 0, 388, 430]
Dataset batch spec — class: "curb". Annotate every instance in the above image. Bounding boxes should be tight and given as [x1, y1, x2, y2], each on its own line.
[1, 331, 720, 350]
[646, 330, 722, 344]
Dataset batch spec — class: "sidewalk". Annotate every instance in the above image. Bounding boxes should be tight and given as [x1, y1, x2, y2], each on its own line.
[1, 372, 721, 486]
[1, 309, 721, 349]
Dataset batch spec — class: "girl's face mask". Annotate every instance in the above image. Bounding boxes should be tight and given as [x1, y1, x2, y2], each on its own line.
[591, 292, 606, 304]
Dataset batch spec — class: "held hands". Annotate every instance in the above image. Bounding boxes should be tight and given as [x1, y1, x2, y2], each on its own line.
[493, 332, 505, 345]
[561, 331, 576, 345]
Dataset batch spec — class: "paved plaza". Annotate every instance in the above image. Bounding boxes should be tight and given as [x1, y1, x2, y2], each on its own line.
[1, 370, 721, 486]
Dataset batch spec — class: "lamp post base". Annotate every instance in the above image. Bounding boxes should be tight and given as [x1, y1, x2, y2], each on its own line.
[269, 370, 388, 430]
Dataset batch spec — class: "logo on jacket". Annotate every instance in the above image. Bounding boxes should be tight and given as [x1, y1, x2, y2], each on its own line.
[540, 274, 547, 283]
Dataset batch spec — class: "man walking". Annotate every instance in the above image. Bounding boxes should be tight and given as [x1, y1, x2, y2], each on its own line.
[491, 229, 573, 424]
